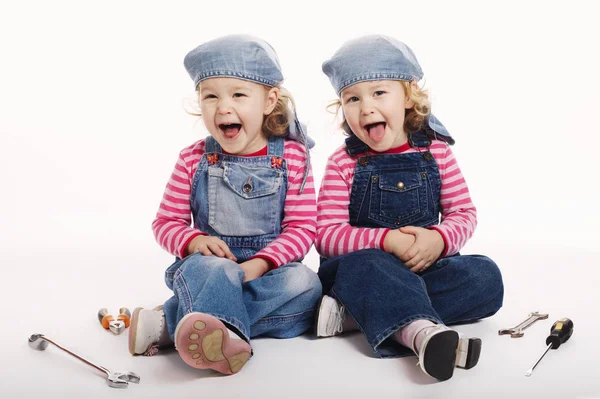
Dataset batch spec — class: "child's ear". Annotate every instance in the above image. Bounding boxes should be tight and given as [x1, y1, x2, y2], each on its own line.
[405, 81, 418, 109]
[264, 87, 280, 115]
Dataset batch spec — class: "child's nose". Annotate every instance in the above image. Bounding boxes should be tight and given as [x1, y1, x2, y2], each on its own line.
[360, 101, 375, 115]
[217, 99, 233, 114]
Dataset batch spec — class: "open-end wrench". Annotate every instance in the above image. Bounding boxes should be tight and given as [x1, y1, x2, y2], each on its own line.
[498, 311, 549, 338]
[28, 333, 140, 388]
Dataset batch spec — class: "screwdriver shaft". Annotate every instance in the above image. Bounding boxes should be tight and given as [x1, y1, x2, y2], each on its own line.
[525, 343, 552, 377]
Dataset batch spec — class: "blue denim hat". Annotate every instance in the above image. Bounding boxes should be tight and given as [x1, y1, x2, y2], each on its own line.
[184, 34, 314, 189]
[184, 35, 283, 89]
[322, 35, 454, 144]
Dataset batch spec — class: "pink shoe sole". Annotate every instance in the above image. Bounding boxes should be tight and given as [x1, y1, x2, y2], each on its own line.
[174, 312, 251, 375]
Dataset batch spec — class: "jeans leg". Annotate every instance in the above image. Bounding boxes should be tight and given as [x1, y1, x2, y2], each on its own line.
[421, 254, 504, 325]
[162, 254, 250, 341]
[319, 249, 442, 358]
[245, 262, 322, 339]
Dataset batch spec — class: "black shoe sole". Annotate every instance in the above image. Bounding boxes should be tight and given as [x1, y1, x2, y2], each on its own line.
[461, 338, 482, 370]
[422, 330, 459, 381]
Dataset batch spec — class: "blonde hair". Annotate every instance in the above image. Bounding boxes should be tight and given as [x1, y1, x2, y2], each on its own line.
[187, 85, 294, 137]
[262, 87, 294, 136]
[328, 80, 431, 135]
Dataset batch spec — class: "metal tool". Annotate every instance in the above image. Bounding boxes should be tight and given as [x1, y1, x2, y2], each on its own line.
[525, 318, 574, 377]
[498, 311, 549, 338]
[28, 333, 140, 388]
[98, 307, 131, 335]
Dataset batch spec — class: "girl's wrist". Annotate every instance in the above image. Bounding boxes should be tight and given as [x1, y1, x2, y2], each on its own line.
[249, 256, 273, 272]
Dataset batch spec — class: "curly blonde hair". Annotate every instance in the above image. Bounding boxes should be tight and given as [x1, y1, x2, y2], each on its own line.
[187, 85, 294, 137]
[328, 80, 431, 136]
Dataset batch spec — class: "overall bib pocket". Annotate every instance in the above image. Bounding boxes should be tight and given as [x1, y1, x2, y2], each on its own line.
[369, 169, 429, 227]
[208, 162, 283, 236]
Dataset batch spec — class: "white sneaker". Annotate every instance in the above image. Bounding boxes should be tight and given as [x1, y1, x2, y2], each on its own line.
[315, 295, 346, 337]
[414, 325, 482, 381]
[128, 306, 173, 356]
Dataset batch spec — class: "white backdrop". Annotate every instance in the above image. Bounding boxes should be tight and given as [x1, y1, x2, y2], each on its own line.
[2, 1, 600, 398]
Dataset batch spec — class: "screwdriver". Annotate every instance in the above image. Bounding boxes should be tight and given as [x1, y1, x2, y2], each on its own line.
[525, 318, 574, 377]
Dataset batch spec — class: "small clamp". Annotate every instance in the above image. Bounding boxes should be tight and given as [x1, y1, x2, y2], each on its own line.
[98, 307, 131, 335]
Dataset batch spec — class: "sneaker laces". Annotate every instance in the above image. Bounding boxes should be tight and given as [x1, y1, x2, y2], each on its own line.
[327, 304, 346, 335]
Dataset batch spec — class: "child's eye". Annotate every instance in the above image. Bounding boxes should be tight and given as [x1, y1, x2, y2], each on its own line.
[346, 96, 359, 103]
[233, 93, 246, 98]
[374, 91, 385, 96]
[203, 94, 217, 100]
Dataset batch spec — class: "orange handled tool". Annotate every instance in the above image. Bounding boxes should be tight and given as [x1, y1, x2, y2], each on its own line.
[98, 308, 131, 335]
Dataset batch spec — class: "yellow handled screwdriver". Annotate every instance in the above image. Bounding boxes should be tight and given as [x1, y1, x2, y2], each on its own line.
[525, 318, 574, 377]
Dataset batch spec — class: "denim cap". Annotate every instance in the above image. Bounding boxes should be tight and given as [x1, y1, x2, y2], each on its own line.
[184, 34, 313, 189]
[184, 34, 283, 89]
[322, 35, 454, 144]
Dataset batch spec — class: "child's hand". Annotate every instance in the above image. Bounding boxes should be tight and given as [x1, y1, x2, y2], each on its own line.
[239, 258, 271, 282]
[383, 229, 416, 260]
[399, 226, 445, 273]
[187, 235, 237, 261]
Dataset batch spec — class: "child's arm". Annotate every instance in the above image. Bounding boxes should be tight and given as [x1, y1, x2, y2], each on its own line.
[428, 143, 477, 256]
[152, 145, 212, 259]
[400, 142, 478, 264]
[315, 149, 414, 258]
[249, 141, 317, 268]
[239, 258, 270, 282]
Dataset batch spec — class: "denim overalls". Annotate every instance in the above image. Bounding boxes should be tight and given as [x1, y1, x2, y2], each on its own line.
[318, 134, 504, 358]
[163, 136, 322, 342]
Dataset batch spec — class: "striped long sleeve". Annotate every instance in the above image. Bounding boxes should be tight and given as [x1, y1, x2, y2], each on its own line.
[255, 141, 316, 266]
[151, 141, 207, 259]
[151, 139, 316, 267]
[427, 142, 478, 256]
[316, 140, 477, 258]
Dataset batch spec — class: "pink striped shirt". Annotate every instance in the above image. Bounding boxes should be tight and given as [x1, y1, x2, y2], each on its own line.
[152, 138, 317, 268]
[316, 140, 477, 258]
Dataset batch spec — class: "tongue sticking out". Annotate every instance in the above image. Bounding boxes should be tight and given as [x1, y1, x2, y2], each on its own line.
[222, 124, 241, 138]
[367, 123, 386, 142]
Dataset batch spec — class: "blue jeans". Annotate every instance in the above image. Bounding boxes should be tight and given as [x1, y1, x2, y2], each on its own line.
[318, 249, 504, 358]
[163, 253, 322, 342]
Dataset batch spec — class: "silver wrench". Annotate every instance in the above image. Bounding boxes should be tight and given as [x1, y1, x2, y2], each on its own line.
[28, 333, 140, 388]
[498, 311, 549, 338]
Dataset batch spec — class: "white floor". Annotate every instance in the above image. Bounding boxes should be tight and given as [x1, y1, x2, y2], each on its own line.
[5, 241, 600, 399]
[3, 1, 600, 397]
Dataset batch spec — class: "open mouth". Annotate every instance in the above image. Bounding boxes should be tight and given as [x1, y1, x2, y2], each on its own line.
[219, 123, 242, 139]
[364, 122, 386, 142]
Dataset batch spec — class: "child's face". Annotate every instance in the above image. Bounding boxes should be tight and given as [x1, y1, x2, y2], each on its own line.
[199, 78, 278, 154]
[341, 80, 413, 152]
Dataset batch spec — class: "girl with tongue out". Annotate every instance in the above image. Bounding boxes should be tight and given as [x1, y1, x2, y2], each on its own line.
[314, 35, 504, 381]
[127, 35, 322, 376]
